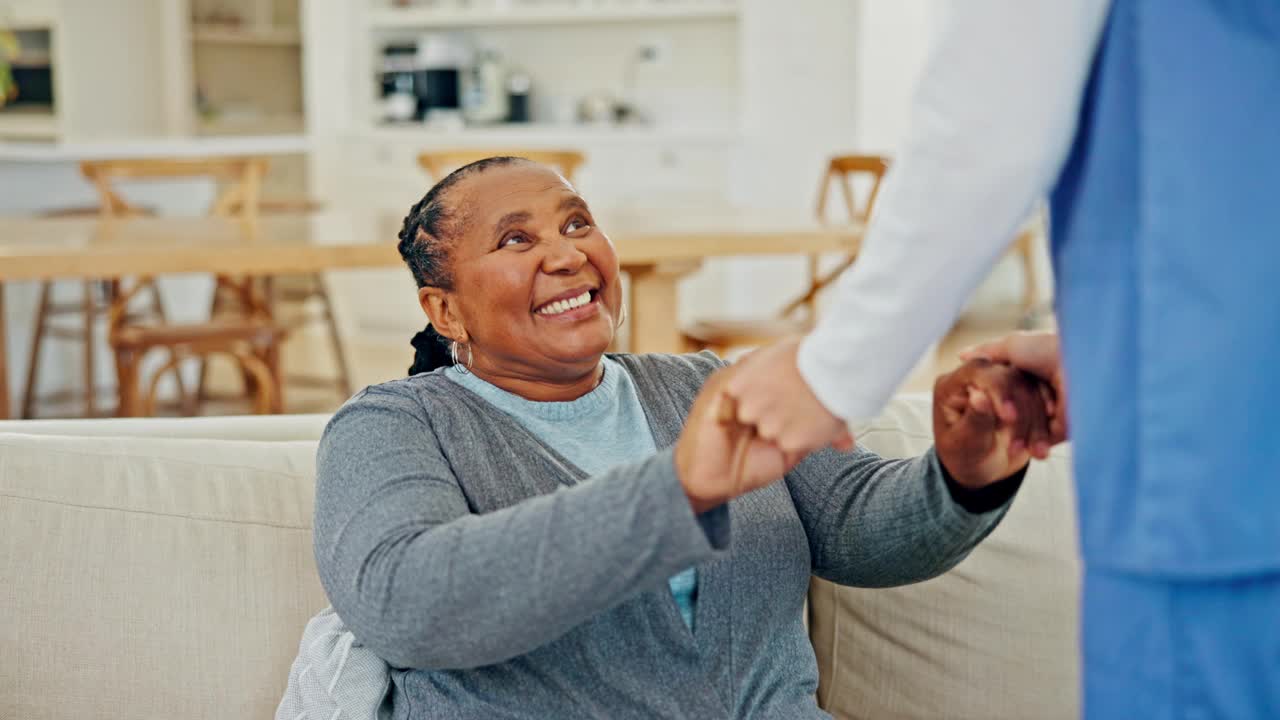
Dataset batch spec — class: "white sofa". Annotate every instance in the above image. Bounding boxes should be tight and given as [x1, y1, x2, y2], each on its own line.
[0, 395, 1080, 719]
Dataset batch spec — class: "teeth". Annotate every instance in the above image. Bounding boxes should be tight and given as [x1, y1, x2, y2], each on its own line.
[538, 291, 592, 315]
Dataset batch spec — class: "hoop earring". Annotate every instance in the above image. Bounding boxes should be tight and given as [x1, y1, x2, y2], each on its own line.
[616, 304, 628, 330]
[451, 341, 474, 374]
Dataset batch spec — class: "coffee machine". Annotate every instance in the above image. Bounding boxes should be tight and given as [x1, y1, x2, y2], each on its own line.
[379, 34, 469, 123]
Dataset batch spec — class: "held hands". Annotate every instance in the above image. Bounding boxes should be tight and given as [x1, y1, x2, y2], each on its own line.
[675, 368, 807, 514]
[676, 336, 852, 514]
[959, 331, 1068, 444]
[677, 331, 1069, 510]
[932, 358, 1056, 489]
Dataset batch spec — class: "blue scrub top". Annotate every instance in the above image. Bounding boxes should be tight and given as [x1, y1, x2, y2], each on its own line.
[1050, 0, 1280, 578]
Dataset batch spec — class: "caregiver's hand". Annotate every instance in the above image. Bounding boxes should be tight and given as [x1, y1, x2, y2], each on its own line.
[722, 337, 856, 460]
[675, 367, 804, 514]
[933, 358, 1053, 489]
[960, 331, 1069, 444]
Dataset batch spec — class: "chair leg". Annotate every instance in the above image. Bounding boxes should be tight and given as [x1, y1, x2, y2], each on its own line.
[113, 347, 140, 418]
[236, 279, 268, 395]
[236, 347, 279, 415]
[196, 278, 231, 405]
[263, 339, 283, 414]
[176, 354, 200, 416]
[142, 361, 165, 418]
[83, 280, 97, 418]
[20, 281, 54, 419]
[314, 273, 354, 397]
[141, 350, 194, 418]
[145, 280, 188, 404]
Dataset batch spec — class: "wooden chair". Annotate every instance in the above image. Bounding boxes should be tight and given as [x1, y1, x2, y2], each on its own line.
[21, 156, 270, 418]
[680, 155, 889, 354]
[417, 149, 585, 183]
[23, 156, 291, 417]
[108, 275, 284, 417]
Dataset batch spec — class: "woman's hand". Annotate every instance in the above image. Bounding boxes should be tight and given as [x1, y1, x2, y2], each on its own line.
[675, 368, 804, 514]
[960, 331, 1068, 443]
[933, 359, 1054, 489]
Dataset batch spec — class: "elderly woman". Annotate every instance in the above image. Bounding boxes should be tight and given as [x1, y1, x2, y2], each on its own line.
[314, 157, 1052, 719]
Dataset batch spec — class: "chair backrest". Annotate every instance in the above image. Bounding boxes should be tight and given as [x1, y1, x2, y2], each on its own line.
[815, 154, 890, 223]
[79, 156, 270, 218]
[84, 158, 276, 342]
[417, 149, 585, 184]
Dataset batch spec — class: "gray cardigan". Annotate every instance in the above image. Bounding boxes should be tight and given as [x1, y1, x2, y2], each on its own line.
[314, 352, 1015, 719]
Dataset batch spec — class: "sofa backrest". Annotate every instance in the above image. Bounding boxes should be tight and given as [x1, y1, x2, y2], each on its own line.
[0, 432, 328, 719]
[815, 394, 1081, 719]
[0, 397, 1080, 719]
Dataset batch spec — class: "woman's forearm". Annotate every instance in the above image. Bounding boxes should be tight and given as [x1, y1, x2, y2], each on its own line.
[787, 447, 1012, 588]
[316, 438, 727, 671]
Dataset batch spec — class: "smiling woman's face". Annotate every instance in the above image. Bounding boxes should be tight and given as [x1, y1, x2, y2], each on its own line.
[421, 162, 623, 382]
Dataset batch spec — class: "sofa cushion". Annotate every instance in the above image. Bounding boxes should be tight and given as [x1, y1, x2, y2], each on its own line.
[810, 394, 1081, 720]
[0, 433, 329, 720]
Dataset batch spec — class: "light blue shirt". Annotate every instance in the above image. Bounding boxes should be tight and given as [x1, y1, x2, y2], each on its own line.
[447, 356, 698, 629]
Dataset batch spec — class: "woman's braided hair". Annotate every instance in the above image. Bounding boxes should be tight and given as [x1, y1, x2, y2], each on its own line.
[399, 155, 526, 375]
[398, 155, 525, 289]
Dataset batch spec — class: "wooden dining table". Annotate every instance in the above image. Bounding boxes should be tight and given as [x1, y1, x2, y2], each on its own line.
[0, 208, 862, 419]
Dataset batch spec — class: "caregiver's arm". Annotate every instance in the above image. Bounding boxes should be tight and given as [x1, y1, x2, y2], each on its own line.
[727, 0, 1110, 451]
[313, 387, 729, 671]
[786, 361, 1048, 586]
[801, 0, 1110, 421]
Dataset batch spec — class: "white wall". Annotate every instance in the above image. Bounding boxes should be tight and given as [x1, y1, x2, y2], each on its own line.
[733, 0, 859, 209]
[852, 0, 937, 154]
[56, 0, 171, 139]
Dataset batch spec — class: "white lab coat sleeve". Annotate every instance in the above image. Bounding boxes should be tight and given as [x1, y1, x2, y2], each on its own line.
[798, 0, 1111, 421]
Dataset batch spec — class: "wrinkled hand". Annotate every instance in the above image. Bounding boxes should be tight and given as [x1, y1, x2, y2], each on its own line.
[675, 367, 806, 514]
[960, 331, 1068, 443]
[722, 337, 855, 459]
[933, 359, 1054, 489]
